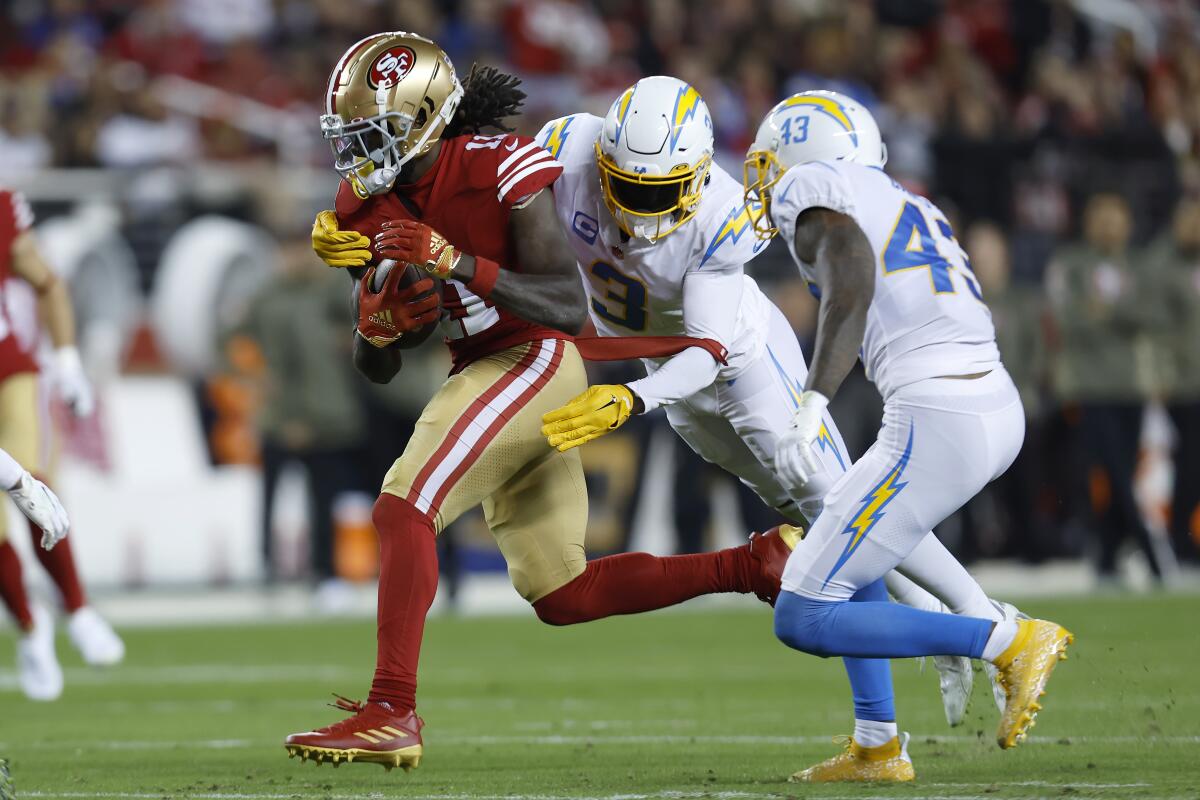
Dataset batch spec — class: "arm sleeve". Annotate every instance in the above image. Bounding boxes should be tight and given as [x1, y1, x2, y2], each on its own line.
[495, 135, 563, 209]
[626, 265, 743, 413]
[0, 447, 24, 489]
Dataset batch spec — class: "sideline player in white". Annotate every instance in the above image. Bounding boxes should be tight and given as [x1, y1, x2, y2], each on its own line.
[744, 90, 1074, 778]
[534, 77, 1022, 776]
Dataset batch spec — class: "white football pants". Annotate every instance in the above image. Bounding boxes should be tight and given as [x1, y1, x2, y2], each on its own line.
[781, 368, 1025, 602]
[665, 301, 1006, 619]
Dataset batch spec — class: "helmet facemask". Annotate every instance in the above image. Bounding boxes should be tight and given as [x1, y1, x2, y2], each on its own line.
[596, 141, 711, 242]
[742, 147, 783, 240]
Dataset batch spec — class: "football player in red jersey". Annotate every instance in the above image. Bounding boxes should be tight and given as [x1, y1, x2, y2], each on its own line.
[284, 32, 798, 771]
[0, 189, 125, 701]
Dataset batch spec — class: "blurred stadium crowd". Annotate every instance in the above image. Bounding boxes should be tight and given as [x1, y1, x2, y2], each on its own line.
[2, 0, 1199, 591]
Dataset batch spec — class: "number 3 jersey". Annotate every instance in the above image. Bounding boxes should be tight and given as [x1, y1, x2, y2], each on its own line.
[537, 113, 773, 409]
[770, 161, 1001, 398]
[335, 132, 565, 371]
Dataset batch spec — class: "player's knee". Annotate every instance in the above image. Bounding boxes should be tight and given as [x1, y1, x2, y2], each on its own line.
[372, 493, 434, 539]
[773, 591, 837, 657]
[530, 568, 594, 626]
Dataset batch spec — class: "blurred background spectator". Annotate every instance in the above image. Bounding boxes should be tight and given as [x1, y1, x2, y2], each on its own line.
[1045, 193, 1165, 582]
[234, 235, 364, 592]
[3, 0, 1199, 598]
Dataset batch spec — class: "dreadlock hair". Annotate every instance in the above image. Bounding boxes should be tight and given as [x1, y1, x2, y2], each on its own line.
[443, 64, 526, 138]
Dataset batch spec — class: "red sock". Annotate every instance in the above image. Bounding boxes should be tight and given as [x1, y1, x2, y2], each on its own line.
[27, 480, 86, 612]
[532, 546, 755, 625]
[368, 493, 438, 710]
[0, 539, 33, 631]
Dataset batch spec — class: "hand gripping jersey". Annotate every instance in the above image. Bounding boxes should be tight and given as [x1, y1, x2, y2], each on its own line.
[537, 113, 772, 410]
[770, 161, 1001, 397]
[0, 190, 40, 382]
[335, 132, 564, 371]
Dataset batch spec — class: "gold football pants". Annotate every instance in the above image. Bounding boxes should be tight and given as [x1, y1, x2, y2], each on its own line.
[382, 339, 588, 602]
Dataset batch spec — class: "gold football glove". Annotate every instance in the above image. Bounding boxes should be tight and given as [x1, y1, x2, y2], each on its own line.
[541, 384, 635, 452]
[312, 210, 372, 268]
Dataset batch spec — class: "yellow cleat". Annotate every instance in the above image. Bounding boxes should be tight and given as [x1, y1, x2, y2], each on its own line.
[790, 734, 915, 783]
[992, 618, 1074, 749]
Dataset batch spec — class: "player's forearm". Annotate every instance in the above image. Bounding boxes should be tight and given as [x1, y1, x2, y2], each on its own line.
[452, 254, 587, 335]
[0, 447, 24, 490]
[352, 332, 403, 383]
[807, 296, 868, 400]
[37, 279, 76, 349]
[626, 346, 721, 413]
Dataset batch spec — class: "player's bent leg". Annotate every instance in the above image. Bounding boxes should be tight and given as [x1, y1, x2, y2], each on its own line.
[530, 524, 802, 624]
[287, 341, 574, 770]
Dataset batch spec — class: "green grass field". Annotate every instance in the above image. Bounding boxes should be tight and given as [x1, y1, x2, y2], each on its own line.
[2, 593, 1198, 800]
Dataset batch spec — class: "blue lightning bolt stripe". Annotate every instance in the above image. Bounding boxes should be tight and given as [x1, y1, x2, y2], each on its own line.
[781, 95, 859, 146]
[540, 115, 574, 160]
[668, 84, 702, 153]
[699, 201, 765, 267]
[765, 346, 846, 471]
[823, 423, 914, 586]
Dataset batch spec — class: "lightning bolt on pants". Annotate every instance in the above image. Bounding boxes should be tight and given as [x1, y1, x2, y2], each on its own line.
[775, 368, 1025, 659]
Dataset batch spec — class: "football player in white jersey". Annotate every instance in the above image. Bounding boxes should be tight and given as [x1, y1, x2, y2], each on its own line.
[745, 90, 1075, 779]
[534, 77, 1024, 779]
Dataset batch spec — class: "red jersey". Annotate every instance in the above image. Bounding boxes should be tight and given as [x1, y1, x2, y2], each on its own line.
[335, 132, 565, 371]
[0, 190, 39, 381]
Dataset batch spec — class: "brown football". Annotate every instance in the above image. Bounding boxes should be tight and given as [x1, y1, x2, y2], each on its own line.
[369, 259, 440, 349]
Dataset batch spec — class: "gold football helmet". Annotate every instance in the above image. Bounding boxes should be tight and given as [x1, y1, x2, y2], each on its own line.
[322, 32, 463, 197]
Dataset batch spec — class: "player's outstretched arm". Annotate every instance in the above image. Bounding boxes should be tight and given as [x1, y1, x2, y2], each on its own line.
[375, 190, 588, 335]
[11, 229, 94, 417]
[774, 207, 874, 489]
[793, 207, 874, 400]
[0, 446, 69, 550]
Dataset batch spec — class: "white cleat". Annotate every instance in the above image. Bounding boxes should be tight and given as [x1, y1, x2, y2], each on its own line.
[68, 606, 125, 666]
[983, 601, 1028, 713]
[934, 654, 974, 726]
[17, 604, 63, 701]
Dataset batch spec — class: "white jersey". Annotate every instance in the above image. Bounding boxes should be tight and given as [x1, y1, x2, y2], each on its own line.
[536, 113, 773, 411]
[771, 160, 1001, 397]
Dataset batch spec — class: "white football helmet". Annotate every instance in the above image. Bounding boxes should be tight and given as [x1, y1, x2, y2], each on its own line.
[744, 90, 886, 238]
[596, 76, 714, 241]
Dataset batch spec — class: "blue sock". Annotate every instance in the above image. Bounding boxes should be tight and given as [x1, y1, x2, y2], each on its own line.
[843, 578, 895, 721]
[775, 590, 993, 659]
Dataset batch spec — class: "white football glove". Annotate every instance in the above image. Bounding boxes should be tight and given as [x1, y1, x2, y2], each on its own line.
[9, 472, 69, 550]
[775, 390, 830, 490]
[50, 347, 94, 418]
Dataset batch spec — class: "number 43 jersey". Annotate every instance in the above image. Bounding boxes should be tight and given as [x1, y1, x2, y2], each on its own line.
[537, 114, 773, 384]
[770, 161, 1001, 398]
